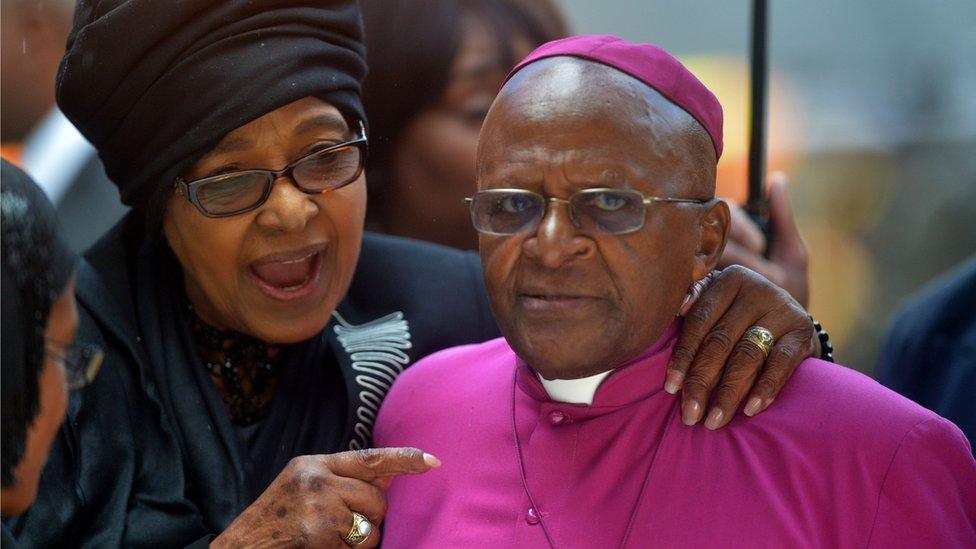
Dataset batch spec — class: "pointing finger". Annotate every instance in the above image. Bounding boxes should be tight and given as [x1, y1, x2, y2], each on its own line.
[325, 447, 440, 481]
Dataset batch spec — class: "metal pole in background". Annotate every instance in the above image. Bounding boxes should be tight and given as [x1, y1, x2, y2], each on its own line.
[745, 0, 770, 228]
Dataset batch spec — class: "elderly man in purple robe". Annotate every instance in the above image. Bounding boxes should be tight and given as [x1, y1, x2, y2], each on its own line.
[373, 35, 976, 548]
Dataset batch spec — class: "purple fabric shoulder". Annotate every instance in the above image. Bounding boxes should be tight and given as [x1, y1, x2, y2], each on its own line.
[374, 337, 514, 447]
[768, 357, 953, 443]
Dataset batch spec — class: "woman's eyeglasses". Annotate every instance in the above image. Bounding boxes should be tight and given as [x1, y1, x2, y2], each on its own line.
[465, 188, 708, 236]
[46, 341, 104, 390]
[175, 121, 368, 218]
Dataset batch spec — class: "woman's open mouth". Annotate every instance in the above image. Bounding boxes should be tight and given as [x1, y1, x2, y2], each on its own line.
[248, 243, 327, 301]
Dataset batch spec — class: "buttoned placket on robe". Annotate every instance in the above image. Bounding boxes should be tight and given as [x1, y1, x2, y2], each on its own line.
[512, 322, 681, 548]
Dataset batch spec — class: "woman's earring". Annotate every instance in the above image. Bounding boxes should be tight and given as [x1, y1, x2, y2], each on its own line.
[679, 272, 717, 317]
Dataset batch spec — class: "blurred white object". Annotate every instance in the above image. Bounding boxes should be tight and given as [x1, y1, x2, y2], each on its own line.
[22, 108, 97, 205]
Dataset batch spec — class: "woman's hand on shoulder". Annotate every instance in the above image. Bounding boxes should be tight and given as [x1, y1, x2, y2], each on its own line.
[211, 448, 439, 548]
[665, 265, 820, 431]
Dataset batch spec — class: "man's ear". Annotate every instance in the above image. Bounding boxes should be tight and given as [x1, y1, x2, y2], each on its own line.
[692, 199, 730, 280]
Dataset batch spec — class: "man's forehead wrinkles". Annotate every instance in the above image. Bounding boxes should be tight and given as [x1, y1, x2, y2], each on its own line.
[493, 102, 674, 161]
[484, 127, 626, 157]
[481, 149, 646, 189]
[483, 145, 625, 171]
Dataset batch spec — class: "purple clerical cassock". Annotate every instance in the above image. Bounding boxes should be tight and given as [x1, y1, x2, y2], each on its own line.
[376, 320, 976, 547]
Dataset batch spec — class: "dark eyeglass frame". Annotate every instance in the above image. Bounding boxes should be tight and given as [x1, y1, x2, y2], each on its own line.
[464, 187, 709, 236]
[174, 121, 368, 218]
[45, 340, 104, 390]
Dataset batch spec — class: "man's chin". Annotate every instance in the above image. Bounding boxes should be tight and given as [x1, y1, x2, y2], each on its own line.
[507, 332, 612, 380]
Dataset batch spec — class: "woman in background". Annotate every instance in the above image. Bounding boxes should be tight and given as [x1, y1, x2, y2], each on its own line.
[362, 0, 566, 249]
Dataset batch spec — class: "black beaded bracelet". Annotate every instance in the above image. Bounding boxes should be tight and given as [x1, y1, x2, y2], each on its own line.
[811, 317, 834, 362]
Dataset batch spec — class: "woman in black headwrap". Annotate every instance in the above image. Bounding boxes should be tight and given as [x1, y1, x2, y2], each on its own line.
[3, 1, 826, 546]
[1, 161, 100, 524]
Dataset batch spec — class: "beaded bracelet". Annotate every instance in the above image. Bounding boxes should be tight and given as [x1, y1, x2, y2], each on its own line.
[811, 317, 834, 362]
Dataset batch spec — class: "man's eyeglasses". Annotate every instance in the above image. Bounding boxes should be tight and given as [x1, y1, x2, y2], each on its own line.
[46, 341, 104, 390]
[175, 121, 368, 218]
[465, 188, 708, 236]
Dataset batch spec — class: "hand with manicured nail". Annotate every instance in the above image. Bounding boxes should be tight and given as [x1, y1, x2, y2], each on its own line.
[664, 264, 819, 430]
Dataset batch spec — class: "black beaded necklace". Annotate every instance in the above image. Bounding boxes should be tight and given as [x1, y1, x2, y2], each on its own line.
[187, 302, 282, 427]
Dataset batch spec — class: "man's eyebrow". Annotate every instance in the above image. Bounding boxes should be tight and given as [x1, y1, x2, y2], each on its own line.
[293, 112, 349, 137]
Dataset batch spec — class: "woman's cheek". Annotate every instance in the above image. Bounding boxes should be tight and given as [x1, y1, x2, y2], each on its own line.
[344, 177, 368, 222]
[319, 179, 366, 296]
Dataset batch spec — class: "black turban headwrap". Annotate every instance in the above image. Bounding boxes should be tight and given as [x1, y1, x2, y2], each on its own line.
[56, 0, 367, 210]
[1, 160, 78, 487]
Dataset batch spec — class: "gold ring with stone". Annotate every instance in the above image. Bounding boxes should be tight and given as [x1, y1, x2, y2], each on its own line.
[742, 326, 775, 357]
[343, 511, 373, 546]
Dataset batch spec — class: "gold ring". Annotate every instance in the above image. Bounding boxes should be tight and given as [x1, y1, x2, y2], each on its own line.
[343, 511, 373, 546]
[742, 326, 775, 357]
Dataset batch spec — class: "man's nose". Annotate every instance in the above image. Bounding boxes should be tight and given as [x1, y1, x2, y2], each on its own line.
[254, 175, 318, 233]
[522, 200, 595, 268]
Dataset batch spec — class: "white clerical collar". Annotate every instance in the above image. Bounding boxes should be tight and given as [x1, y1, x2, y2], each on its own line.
[539, 370, 613, 406]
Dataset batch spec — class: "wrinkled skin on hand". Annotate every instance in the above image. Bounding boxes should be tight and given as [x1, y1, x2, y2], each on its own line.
[211, 447, 438, 548]
[665, 265, 820, 430]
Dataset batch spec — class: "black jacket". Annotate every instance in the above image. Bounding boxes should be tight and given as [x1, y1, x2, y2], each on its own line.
[878, 256, 976, 451]
[4, 214, 498, 547]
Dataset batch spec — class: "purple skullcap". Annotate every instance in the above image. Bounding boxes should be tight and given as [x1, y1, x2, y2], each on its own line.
[504, 34, 724, 160]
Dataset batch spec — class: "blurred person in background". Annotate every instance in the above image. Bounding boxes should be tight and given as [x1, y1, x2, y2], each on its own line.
[1, 0, 127, 251]
[4, 1, 820, 546]
[0, 161, 100, 530]
[360, 0, 810, 307]
[360, 0, 569, 250]
[878, 256, 976, 450]
[718, 174, 810, 306]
